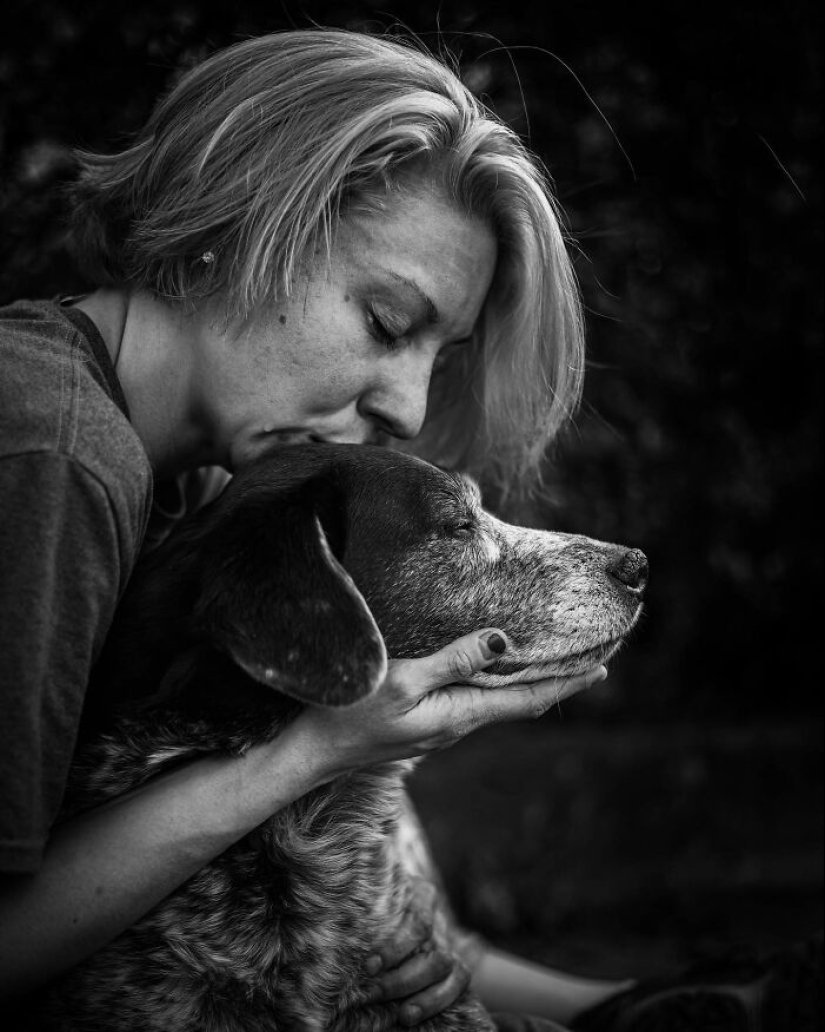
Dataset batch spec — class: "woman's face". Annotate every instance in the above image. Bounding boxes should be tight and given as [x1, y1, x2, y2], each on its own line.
[195, 188, 498, 470]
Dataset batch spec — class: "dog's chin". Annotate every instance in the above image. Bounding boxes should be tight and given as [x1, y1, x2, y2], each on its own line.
[473, 636, 630, 688]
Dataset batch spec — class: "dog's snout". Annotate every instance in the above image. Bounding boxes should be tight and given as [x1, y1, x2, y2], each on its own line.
[607, 548, 648, 594]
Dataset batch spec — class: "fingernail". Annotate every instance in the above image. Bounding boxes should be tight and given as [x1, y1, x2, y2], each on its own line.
[482, 632, 507, 657]
[586, 665, 608, 687]
[365, 955, 382, 976]
[401, 1005, 421, 1025]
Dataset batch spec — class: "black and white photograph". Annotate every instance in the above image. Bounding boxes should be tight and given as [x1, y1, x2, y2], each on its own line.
[1, 1, 822, 1029]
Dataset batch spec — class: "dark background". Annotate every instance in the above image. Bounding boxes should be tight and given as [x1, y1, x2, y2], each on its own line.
[2, 0, 822, 979]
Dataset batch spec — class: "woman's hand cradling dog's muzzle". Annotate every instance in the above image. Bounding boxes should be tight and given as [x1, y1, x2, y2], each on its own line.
[292, 629, 608, 781]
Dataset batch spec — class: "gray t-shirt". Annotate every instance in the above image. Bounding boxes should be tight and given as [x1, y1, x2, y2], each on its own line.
[0, 299, 153, 872]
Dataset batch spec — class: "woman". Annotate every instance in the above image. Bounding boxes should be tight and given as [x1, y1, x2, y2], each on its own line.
[0, 29, 812, 1032]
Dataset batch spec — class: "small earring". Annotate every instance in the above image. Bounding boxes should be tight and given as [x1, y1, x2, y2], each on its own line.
[200, 250, 216, 265]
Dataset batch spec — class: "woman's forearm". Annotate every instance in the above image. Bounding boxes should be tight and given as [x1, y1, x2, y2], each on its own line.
[472, 946, 634, 1024]
[0, 721, 332, 996]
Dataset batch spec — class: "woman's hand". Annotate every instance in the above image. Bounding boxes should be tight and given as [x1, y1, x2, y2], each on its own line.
[360, 879, 471, 1027]
[297, 629, 607, 782]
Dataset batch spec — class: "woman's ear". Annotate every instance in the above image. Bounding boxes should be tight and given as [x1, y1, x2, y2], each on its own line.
[194, 478, 387, 707]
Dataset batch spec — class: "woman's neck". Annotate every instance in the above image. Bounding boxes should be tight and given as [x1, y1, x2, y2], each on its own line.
[74, 289, 217, 478]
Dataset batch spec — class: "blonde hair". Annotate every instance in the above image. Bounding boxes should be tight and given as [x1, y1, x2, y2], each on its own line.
[70, 29, 584, 495]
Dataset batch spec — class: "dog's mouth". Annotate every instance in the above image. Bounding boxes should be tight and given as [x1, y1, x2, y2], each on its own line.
[483, 631, 634, 685]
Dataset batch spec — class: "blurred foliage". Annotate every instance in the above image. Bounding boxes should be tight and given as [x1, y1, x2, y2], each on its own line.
[1, 0, 822, 720]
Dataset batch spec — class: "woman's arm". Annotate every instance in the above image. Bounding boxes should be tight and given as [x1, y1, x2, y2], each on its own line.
[0, 721, 328, 996]
[471, 946, 635, 1026]
[0, 630, 603, 1000]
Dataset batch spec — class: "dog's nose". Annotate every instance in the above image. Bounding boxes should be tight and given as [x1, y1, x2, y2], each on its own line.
[607, 548, 648, 594]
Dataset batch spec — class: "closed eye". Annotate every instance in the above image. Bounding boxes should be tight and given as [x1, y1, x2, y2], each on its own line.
[366, 307, 409, 352]
[448, 520, 476, 539]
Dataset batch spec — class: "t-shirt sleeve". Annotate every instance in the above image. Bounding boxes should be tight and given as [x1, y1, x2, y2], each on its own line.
[0, 452, 125, 872]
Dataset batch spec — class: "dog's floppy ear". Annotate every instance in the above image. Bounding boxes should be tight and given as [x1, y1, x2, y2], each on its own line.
[194, 477, 387, 707]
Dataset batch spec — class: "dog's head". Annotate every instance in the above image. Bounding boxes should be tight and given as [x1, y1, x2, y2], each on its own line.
[97, 444, 645, 716]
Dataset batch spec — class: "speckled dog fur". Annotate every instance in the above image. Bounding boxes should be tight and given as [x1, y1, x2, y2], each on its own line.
[33, 443, 646, 1031]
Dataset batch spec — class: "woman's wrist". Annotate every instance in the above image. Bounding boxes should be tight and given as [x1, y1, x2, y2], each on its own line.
[279, 698, 394, 785]
[250, 714, 349, 799]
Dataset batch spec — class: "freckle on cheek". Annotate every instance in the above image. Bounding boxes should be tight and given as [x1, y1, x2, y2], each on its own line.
[279, 314, 287, 325]
[343, 294, 350, 303]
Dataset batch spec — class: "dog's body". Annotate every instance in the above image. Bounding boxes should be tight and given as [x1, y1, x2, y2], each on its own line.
[35, 444, 646, 1031]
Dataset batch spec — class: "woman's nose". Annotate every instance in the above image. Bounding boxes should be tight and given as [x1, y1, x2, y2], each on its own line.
[357, 353, 433, 440]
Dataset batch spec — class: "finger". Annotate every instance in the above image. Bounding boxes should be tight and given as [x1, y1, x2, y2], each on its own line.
[442, 665, 609, 731]
[398, 961, 472, 1025]
[545, 665, 609, 704]
[508, 666, 608, 713]
[371, 947, 454, 1001]
[393, 629, 509, 695]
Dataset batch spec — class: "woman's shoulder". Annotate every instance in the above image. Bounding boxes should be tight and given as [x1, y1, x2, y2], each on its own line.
[0, 296, 152, 537]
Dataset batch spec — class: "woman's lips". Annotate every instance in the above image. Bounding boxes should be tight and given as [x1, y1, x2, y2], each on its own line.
[263, 429, 326, 444]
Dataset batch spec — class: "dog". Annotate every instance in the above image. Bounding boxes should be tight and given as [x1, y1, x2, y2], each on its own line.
[34, 443, 647, 1031]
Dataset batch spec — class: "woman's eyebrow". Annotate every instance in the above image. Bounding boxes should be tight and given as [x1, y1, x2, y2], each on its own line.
[387, 272, 439, 324]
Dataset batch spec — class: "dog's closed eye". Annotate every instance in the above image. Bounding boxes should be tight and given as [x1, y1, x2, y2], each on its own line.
[446, 519, 476, 539]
